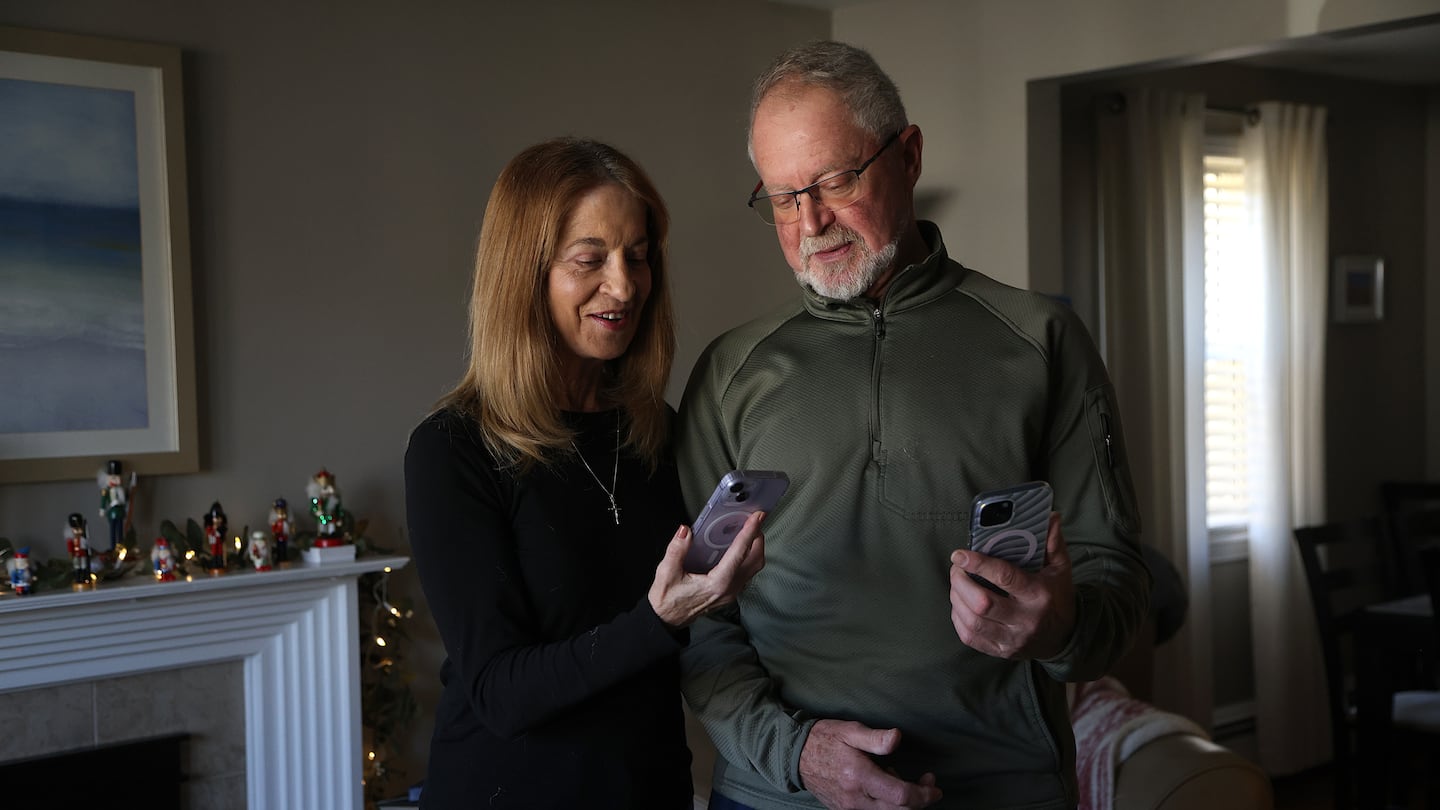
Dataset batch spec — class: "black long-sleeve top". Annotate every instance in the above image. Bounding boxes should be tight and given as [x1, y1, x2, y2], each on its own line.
[404, 407, 694, 809]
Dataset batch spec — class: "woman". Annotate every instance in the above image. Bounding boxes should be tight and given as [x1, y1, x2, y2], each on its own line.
[404, 138, 765, 809]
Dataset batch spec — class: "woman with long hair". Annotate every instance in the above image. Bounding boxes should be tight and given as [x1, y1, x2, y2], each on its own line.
[404, 138, 764, 809]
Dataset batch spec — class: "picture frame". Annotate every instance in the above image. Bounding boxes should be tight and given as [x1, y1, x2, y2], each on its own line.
[1331, 255, 1385, 324]
[0, 27, 198, 484]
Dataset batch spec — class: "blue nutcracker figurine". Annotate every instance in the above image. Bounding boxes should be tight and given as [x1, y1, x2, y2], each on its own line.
[151, 537, 178, 582]
[6, 547, 34, 595]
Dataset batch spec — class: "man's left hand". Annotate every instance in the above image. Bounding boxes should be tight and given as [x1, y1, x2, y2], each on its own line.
[948, 512, 1075, 660]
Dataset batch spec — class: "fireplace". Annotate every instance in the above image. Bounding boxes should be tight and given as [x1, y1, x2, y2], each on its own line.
[0, 555, 406, 810]
[0, 733, 188, 806]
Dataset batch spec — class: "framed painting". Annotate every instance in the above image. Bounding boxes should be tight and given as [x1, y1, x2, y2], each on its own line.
[0, 27, 198, 484]
[1331, 255, 1385, 324]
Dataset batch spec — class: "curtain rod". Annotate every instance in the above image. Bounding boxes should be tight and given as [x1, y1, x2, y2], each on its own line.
[1099, 93, 1261, 125]
[1208, 104, 1262, 125]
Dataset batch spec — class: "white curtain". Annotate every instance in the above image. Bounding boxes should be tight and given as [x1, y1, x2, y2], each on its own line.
[1242, 101, 1331, 775]
[1095, 90, 1212, 726]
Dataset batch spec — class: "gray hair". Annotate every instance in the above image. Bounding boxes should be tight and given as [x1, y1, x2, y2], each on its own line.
[747, 40, 908, 160]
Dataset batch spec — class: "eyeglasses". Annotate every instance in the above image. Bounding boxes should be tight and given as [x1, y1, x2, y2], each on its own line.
[747, 130, 902, 226]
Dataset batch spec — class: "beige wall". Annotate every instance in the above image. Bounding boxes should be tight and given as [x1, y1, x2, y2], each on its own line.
[0, 0, 829, 788]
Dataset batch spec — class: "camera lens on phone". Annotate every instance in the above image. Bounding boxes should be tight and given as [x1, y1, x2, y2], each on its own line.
[979, 500, 1014, 527]
[729, 482, 744, 494]
[735, 492, 749, 502]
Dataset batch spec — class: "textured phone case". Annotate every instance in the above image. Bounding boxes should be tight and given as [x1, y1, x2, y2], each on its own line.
[684, 470, 789, 573]
[968, 481, 1052, 572]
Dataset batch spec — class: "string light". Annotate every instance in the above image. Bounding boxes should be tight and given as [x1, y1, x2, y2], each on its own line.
[358, 536, 416, 804]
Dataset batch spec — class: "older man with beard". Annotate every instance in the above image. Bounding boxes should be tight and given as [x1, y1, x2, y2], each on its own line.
[675, 41, 1151, 810]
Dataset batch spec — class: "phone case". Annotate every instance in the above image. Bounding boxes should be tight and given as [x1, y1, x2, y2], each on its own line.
[968, 481, 1052, 573]
[683, 470, 789, 573]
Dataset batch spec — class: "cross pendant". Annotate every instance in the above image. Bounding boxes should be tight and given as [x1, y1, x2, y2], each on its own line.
[608, 497, 621, 525]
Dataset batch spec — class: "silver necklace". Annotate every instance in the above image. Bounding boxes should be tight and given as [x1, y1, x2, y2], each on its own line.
[572, 414, 621, 525]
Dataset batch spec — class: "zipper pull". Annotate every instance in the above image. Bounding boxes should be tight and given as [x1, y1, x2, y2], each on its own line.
[1101, 413, 1115, 468]
[873, 306, 886, 339]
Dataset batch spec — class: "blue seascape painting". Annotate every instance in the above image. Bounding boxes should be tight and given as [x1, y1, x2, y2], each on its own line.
[0, 77, 147, 434]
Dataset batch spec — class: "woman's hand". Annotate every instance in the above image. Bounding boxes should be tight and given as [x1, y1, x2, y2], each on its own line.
[648, 511, 766, 627]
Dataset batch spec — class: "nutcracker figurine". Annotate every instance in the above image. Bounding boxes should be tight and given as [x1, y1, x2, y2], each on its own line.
[269, 498, 294, 566]
[66, 513, 93, 591]
[97, 459, 133, 552]
[151, 538, 178, 582]
[203, 501, 229, 575]
[247, 530, 273, 571]
[6, 547, 34, 596]
[307, 468, 346, 547]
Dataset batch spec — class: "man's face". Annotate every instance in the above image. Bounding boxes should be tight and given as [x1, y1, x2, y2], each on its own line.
[749, 84, 913, 300]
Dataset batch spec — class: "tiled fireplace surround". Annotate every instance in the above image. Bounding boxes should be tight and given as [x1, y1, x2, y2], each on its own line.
[0, 555, 406, 809]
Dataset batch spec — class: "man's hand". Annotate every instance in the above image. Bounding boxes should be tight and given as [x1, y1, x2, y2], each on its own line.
[798, 719, 942, 809]
[948, 512, 1076, 660]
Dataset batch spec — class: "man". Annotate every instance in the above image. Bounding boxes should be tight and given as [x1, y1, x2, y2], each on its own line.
[676, 41, 1150, 810]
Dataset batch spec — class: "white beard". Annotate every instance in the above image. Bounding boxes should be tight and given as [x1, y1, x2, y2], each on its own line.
[796, 224, 899, 301]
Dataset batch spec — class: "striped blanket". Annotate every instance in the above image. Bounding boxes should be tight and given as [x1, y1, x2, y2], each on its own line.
[1071, 676, 1209, 810]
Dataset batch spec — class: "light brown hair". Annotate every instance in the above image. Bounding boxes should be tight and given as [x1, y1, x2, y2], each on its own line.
[440, 138, 675, 470]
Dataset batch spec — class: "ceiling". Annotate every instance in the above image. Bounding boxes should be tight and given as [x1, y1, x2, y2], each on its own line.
[1231, 18, 1440, 85]
[764, 2, 1440, 86]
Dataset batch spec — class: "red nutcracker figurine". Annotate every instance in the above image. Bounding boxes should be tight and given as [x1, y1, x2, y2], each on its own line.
[204, 501, 229, 575]
[151, 538, 178, 582]
[66, 513, 93, 591]
[269, 498, 294, 566]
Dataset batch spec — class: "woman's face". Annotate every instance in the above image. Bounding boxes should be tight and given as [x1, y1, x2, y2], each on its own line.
[547, 184, 652, 374]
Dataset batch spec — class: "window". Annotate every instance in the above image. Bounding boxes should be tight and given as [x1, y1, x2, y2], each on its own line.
[1202, 119, 1250, 544]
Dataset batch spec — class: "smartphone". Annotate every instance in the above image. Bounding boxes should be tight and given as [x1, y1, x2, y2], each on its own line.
[966, 481, 1053, 592]
[683, 470, 789, 574]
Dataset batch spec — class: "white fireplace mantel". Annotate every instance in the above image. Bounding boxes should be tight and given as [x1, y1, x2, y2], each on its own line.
[0, 555, 409, 810]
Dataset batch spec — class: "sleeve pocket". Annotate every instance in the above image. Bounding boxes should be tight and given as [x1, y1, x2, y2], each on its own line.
[1084, 383, 1142, 535]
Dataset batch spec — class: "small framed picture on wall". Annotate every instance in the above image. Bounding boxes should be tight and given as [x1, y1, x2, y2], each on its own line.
[1331, 255, 1385, 323]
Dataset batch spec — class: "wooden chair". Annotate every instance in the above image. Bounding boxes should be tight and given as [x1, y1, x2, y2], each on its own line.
[1293, 517, 1440, 810]
[1413, 543, 1440, 808]
[1380, 481, 1440, 595]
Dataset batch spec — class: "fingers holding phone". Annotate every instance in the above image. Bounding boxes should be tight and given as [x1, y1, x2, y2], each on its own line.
[684, 470, 788, 573]
[950, 507, 1077, 661]
[649, 510, 767, 627]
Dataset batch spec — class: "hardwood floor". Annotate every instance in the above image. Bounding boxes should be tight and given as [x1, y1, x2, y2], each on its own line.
[1271, 764, 1428, 810]
[1271, 766, 1337, 810]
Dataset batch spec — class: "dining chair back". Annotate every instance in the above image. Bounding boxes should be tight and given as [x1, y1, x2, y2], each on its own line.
[1294, 517, 1400, 810]
[1380, 481, 1440, 595]
[1420, 543, 1440, 653]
